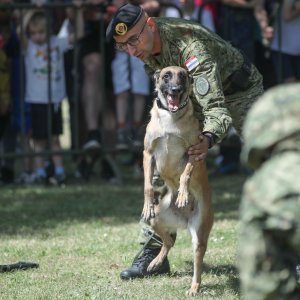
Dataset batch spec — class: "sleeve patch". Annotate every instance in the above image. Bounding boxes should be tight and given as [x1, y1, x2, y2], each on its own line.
[195, 76, 210, 96]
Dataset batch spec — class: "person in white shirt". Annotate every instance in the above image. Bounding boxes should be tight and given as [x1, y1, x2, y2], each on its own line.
[22, 5, 83, 184]
[255, 0, 300, 83]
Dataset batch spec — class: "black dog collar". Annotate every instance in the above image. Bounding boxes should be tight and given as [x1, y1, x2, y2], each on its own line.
[156, 97, 189, 113]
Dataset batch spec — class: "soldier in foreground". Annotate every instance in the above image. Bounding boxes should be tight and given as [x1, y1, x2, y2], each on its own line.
[239, 83, 300, 299]
[106, 3, 264, 280]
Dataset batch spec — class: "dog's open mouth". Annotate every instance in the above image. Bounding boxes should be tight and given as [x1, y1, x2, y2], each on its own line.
[166, 94, 180, 112]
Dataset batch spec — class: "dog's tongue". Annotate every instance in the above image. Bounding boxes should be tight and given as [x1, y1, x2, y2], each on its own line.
[167, 94, 180, 112]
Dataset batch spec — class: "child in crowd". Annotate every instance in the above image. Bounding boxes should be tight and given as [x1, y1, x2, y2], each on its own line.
[112, 50, 150, 150]
[21, 5, 83, 184]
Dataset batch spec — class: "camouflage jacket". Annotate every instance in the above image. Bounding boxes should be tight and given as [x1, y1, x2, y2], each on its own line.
[144, 18, 252, 142]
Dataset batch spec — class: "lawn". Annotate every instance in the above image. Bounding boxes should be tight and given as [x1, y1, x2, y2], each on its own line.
[0, 158, 246, 300]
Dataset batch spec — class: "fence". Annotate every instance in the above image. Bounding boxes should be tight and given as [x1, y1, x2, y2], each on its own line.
[0, 1, 183, 183]
[0, 1, 286, 182]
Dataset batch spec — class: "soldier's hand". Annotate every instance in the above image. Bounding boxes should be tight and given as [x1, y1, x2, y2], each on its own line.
[262, 26, 274, 43]
[187, 134, 209, 161]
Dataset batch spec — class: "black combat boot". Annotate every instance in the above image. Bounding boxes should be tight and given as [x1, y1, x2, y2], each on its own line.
[120, 247, 170, 280]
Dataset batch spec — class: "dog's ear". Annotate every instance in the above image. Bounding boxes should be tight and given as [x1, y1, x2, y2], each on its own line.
[153, 69, 161, 84]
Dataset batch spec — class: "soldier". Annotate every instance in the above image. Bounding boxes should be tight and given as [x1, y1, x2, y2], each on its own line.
[106, 3, 264, 280]
[239, 83, 300, 299]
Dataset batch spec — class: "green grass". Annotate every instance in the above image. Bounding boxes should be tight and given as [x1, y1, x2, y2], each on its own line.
[0, 162, 246, 300]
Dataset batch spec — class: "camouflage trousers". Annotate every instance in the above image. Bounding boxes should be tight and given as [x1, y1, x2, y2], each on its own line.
[137, 169, 176, 249]
[239, 193, 300, 300]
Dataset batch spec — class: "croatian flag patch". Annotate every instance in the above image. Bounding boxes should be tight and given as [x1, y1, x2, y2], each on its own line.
[184, 56, 200, 71]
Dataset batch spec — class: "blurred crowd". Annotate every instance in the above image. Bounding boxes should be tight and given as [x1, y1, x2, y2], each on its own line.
[0, 0, 299, 185]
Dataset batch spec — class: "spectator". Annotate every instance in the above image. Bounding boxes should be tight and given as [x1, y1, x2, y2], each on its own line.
[270, 0, 300, 83]
[212, 0, 258, 175]
[78, 0, 115, 151]
[159, 0, 217, 31]
[191, 0, 218, 32]
[60, 0, 119, 181]
[159, 0, 184, 18]
[20, 5, 84, 184]
[6, 9, 36, 185]
[218, 0, 257, 62]
[0, 2, 13, 184]
[0, 2, 11, 138]
[254, 0, 300, 87]
[112, 50, 150, 150]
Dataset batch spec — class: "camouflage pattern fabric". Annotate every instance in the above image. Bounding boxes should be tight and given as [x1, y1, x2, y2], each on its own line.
[143, 18, 264, 142]
[242, 84, 300, 169]
[138, 168, 175, 248]
[239, 84, 300, 300]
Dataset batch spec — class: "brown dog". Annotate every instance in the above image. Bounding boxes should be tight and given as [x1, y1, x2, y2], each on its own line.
[142, 66, 214, 296]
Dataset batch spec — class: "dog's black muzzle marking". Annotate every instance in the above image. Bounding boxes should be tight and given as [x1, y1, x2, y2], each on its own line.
[156, 68, 190, 113]
[156, 96, 189, 113]
[158, 86, 189, 113]
[170, 85, 183, 95]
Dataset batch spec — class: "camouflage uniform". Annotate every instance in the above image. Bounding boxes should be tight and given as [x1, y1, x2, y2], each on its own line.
[144, 17, 264, 141]
[239, 84, 300, 299]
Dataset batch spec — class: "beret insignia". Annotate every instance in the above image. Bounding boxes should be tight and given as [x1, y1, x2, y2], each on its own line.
[115, 23, 127, 35]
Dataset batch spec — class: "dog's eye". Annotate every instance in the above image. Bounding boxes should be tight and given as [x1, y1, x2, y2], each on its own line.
[178, 71, 186, 80]
[163, 72, 171, 81]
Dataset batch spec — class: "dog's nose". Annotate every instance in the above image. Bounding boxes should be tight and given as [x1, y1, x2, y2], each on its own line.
[171, 86, 182, 94]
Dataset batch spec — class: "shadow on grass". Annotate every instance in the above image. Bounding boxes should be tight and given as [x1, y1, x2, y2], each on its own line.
[171, 262, 240, 296]
[211, 173, 247, 221]
[0, 172, 247, 236]
[0, 180, 143, 235]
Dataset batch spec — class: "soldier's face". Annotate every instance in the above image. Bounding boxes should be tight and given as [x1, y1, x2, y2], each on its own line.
[114, 17, 155, 60]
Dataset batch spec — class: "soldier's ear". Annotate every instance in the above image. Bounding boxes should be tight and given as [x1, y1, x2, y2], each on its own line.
[153, 69, 161, 84]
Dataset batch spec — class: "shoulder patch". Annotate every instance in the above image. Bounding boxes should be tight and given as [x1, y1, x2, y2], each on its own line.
[195, 76, 210, 96]
[184, 56, 200, 71]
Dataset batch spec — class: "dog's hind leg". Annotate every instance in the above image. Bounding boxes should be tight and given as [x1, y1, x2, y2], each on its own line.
[142, 150, 156, 221]
[187, 162, 214, 296]
[187, 205, 213, 296]
[147, 226, 175, 272]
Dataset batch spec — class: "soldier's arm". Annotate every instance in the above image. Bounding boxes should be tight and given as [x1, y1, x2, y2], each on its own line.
[181, 41, 232, 145]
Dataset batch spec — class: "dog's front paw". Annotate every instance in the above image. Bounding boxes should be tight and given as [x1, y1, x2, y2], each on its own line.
[147, 256, 162, 272]
[175, 189, 189, 208]
[142, 202, 155, 221]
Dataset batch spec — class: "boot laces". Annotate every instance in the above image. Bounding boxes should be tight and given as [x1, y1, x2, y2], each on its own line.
[132, 248, 159, 267]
